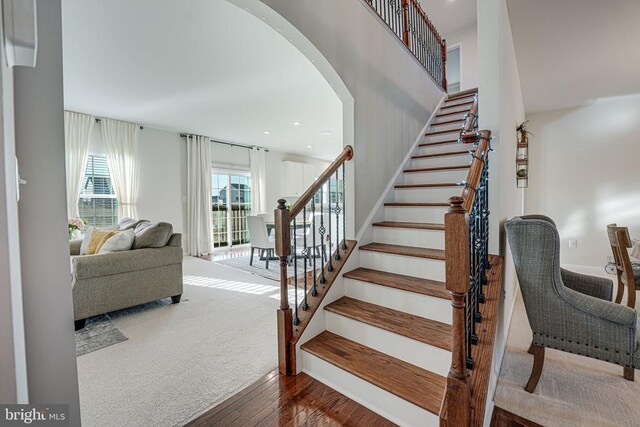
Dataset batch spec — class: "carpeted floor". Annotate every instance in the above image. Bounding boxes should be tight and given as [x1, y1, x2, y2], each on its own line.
[494, 270, 640, 427]
[77, 256, 283, 427]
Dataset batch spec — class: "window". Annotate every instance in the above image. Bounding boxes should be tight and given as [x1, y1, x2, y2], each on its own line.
[211, 170, 252, 248]
[78, 155, 118, 228]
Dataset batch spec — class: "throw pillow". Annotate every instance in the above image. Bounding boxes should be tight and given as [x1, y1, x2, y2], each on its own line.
[79, 226, 94, 255]
[132, 222, 173, 249]
[118, 218, 149, 231]
[86, 229, 120, 255]
[99, 229, 135, 254]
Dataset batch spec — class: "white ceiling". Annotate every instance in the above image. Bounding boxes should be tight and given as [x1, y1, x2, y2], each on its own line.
[61, 0, 343, 160]
[508, 0, 640, 113]
[418, 0, 477, 36]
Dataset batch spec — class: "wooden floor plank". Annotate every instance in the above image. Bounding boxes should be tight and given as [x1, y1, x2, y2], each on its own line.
[372, 221, 445, 231]
[301, 331, 446, 415]
[343, 267, 450, 300]
[325, 297, 452, 351]
[359, 242, 445, 260]
[187, 370, 394, 427]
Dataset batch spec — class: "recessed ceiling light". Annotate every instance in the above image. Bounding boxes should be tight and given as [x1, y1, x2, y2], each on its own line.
[307, 145, 313, 149]
[263, 130, 271, 135]
[293, 121, 301, 126]
[321, 131, 333, 136]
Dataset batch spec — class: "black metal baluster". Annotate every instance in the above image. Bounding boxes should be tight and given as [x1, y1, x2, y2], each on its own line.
[302, 206, 309, 310]
[319, 186, 327, 283]
[342, 163, 347, 250]
[293, 216, 299, 325]
[312, 196, 318, 296]
[334, 170, 341, 261]
[327, 181, 333, 272]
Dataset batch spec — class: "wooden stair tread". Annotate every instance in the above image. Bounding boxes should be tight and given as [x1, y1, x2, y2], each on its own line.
[436, 109, 470, 118]
[425, 128, 460, 136]
[359, 242, 445, 260]
[412, 150, 472, 159]
[395, 182, 461, 189]
[441, 100, 474, 110]
[372, 221, 444, 231]
[343, 267, 450, 300]
[404, 165, 469, 173]
[325, 297, 452, 351]
[384, 202, 449, 207]
[432, 118, 464, 126]
[301, 331, 446, 414]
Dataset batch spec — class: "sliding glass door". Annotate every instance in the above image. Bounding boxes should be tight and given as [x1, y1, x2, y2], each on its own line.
[211, 170, 252, 248]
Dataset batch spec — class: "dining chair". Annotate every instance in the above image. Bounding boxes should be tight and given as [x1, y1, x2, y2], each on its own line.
[607, 223, 639, 308]
[247, 216, 275, 269]
[506, 215, 639, 391]
[257, 213, 275, 236]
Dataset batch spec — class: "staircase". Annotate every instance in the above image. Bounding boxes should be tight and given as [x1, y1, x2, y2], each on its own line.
[298, 88, 481, 426]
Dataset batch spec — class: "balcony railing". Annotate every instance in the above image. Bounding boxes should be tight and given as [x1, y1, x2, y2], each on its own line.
[364, 0, 447, 89]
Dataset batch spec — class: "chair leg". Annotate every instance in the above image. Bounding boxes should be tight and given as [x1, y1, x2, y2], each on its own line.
[250, 248, 254, 266]
[627, 288, 636, 309]
[527, 342, 535, 355]
[266, 249, 270, 270]
[525, 344, 545, 393]
[624, 367, 635, 381]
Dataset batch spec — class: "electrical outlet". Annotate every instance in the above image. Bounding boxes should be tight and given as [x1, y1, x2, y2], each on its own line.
[568, 239, 578, 248]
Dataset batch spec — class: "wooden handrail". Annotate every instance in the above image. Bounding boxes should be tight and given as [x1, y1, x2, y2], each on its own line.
[290, 145, 353, 218]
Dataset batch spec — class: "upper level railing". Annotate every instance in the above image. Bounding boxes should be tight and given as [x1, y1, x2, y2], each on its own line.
[364, 0, 447, 90]
[441, 95, 493, 426]
[275, 145, 354, 375]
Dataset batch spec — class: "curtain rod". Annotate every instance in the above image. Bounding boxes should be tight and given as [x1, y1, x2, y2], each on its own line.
[95, 118, 144, 130]
[179, 133, 269, 152]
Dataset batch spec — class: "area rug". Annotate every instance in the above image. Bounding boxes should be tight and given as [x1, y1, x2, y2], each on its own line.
[493, 292, 640, 426]
[216, 254, 321, 283]
[77, 257, 281, 427]
[75, 315, 128, 357]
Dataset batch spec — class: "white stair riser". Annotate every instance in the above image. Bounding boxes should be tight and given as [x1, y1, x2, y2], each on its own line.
[302, 352, 439, 427]
[344, 278, 452, 324]
[384, 206, 448, 223]
[403, 169, 469, 185]
[325, 312, 451, 376]
[415, 142, 473, 156]
[360, 251, 445, 282]
[445, 95, 476, 104]
[395, 186, 462, 203]
[373, 227, 445, 250]
[428, 122, 462, 133]
[435, 111, 469, 121]
[410, 153, 474, 169]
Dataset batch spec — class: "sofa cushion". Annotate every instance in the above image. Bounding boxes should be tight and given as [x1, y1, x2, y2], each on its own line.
[99, 229, 135, 254]
[117, 217, 149, 231]
[132, 222, 173, 249]
[87, 229, 120, 254]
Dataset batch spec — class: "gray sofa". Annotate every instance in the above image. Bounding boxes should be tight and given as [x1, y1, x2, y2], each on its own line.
[70, 227, 183, 331]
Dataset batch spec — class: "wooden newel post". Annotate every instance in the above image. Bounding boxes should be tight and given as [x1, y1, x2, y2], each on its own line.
[441, 196, 470, 426]
[401, 0, 411, 48]
[441, 39, 447, 92]
[275, 199, 294, 375]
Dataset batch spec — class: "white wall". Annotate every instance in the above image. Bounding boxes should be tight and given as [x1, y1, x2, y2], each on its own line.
[445, 24, 479, 91]
[233, 0, 445, 232]
[14, 0, 81, 424]
[525, 94, 640, 268]
[478, 0, 525, 424]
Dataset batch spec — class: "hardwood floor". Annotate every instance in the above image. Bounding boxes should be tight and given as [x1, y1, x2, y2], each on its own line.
[490, 407, 542, 427]
[187, 369, 397, 427]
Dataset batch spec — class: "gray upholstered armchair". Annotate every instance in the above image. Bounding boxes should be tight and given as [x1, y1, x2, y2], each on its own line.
[505, 215, 639, 393]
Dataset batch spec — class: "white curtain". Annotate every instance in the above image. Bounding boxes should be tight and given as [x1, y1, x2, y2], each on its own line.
[249, 147, 267, 214]
[101, 119, 139, 219]
[64, 111, 94, 218]
[186, 135, 213, 256]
